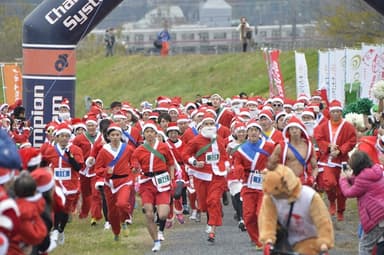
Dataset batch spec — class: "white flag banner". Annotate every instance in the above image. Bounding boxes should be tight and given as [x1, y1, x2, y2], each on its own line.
[318, 50, 329, 93]
[327, 50, 337, 102]
[334, 49, 346, 105]
[361, 43, 383, 99]
[295, 51, 310, 98]
[345, 48, 362, 92]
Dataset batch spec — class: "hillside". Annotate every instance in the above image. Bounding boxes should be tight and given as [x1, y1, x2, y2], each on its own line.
[75, 51, 318, 116]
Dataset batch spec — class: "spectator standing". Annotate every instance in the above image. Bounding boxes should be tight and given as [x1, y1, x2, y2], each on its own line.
[104, 28, 115, 57]
[157, 24, 171, 56]
[236, 17, 251, 52]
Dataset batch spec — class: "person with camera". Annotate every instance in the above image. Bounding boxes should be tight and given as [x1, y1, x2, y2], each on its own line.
[236, 17, 251, 52]
[339, 151, 384, 255]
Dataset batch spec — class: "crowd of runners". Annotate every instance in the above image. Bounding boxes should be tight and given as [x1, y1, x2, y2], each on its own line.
[0, 89, 384, 255]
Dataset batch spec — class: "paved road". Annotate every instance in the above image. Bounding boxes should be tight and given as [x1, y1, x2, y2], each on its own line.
[145, 200, 358, 255]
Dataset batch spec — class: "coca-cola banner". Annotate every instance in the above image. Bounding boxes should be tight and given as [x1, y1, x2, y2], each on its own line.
[265, 49, 285, 98]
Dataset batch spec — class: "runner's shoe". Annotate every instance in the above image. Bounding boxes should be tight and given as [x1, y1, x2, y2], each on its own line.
[176, 214, 185, 224]
[205, 225, 212, 234]
[189, 209, 197, 220]
[157, 231, 165, 241]
[195, 212, 201, 222]
[152, 240, 161, 252]
[207, 232, 215, 243]
[104, 221, 111, 230]
[90, 217, 97, 226]
[238, 220, 246, 232]
[122, 222, 129, 237]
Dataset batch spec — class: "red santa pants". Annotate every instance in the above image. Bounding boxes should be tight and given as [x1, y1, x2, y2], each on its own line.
[241, 187, 263, 246]
[139, 181, 171, 205]
[79, 175, 102, 220]
[321, 166, 346, 213]
[194, 175, 226, 227]
[104, 184, 132, 235]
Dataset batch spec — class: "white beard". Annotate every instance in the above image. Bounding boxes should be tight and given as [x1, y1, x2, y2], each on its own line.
[303, 121, 315, 136]
[59, 112, 71, 121]
[249, 110, 259, 119]
[201, 126, 217, 139]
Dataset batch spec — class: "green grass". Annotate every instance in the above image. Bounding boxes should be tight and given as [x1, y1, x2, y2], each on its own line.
[51, 199, 151, 255]
[75, 50, 319, 116]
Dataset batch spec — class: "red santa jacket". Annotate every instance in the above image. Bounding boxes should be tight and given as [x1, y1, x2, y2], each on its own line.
[215, 107, 235, 128]
[181, 126, 199, 145]
[72, 132, 102, 177]
[121, 125, 143, 148]
[183, 134, 229, 181]
[94, 142, 135, 193]
[9, 194, 46, 255]
[358, 136, 381, 164]
[42, 143, 84, 195]
[233, 139, 275, 184]
[131, 140, 175, 182]
[0, 186, 19, 255]
[167, 138, 188, 182]
[315, 119, 357, 167]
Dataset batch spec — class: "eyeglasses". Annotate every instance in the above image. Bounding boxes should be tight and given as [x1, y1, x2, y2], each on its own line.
[273, 104, 282, 107]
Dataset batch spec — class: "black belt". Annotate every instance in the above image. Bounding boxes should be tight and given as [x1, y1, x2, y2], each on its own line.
[144, 171, 167, 177]
[110, 174, 129, 179]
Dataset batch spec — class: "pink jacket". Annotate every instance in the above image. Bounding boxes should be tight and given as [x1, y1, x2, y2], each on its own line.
[339, 164, 384, 232]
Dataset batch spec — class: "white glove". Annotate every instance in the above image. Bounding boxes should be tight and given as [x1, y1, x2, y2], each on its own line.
[85, 157, 95, 167]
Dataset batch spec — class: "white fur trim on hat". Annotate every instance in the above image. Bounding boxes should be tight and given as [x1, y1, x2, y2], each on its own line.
[143, 123, 158, 133]
[329, 106, 343, 112]
[0, 171, 13, 185]
[55, 127, 72, 136]
[283, 122, 309, 140]
[37, 177, 55, 193]
[28, 154, 42, 167]
[246, 122, 262, 130]
[85, 119, 98, 125]
[107, 125, 122, 133]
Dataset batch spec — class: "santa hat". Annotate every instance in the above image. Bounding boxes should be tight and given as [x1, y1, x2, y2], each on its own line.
[156, 102, 170, 112]
[245, 97, 259, 106]
[297, 93, 310, 103]
[85, 115, 98, 126]
[272, 96, 284, 105]
[166, 122, 180, 134]
[148, 112, 159, 121]
[307, 103, 320, 113]
[45, 122, 57, 132]
[31, 168, 55, 193]
[283, 98, 295, 109]
[231, 95, 242, 105]
[107, 122, 122, 133]
[201, 112, 216, 124]
[19, 147, 42, 170]
[283, 115, 309, 140]
[246, 119, 262, 130]
[301, 108, 315, 119]
[113, 111, 127, 120]
[0, 168, 14, 184]
[168, 105, 179, 114]
[259, 109, 274, 121]
[177, 114, 190, 123]
[59, 98, 70, 110]
[275, 111, 287, 122]
[0, 103, 9, 112]
[157, 96, 172, 105]
[71, 118, 86, 131]
[143, 120, 158, 133]
[141, 107, 152, 114]
[55, 122, 72, 136]
[205, 107, 217, 118]
[157, 127, 167, 141]
[92, 98, 103, 107]
[293, 100, 305, 111]
[233, 122, 246, 133]
[238, 108, 250, 117]
[184, 102, 197, 111]
[329, 100, 343, 112]
[311, 90, 322, 101]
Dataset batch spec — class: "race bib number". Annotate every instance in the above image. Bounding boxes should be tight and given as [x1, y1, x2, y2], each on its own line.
[54, 168, 71, 181]
[247, 171, 262, 190]
[154, 172, 171, 188]
[205, 152, 220, 163]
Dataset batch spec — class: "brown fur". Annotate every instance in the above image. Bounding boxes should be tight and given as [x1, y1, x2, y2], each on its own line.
[259, 164, 334, 255]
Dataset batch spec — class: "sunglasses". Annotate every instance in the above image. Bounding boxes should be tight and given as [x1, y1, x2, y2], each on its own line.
[273, 104, 282, 107]
[46, 129, 54, 134]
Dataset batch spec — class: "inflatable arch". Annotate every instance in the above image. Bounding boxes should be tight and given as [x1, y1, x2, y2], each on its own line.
[23, 0, 123, 147]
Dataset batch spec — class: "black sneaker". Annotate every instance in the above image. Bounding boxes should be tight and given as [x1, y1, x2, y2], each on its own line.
[238, 221, 246, 232]
[182, 205, 190, 215]
[222, 192, 229, 206]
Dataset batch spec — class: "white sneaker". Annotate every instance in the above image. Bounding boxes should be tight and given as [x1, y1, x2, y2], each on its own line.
[205, 225, 212, 234]
[47, 231, 58, 252]
[152, 241, 161, 252]
[195, 212, 201, 222]
[157, 231, 165, 241]
[189, 209, 197, 220]
[57, 231, 65, 245]
[50, 229, 59, 242]
[104, 221, 111, 230]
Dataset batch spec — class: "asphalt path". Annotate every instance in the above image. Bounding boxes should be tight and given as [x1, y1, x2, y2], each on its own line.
[144, 199, 358, 255]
